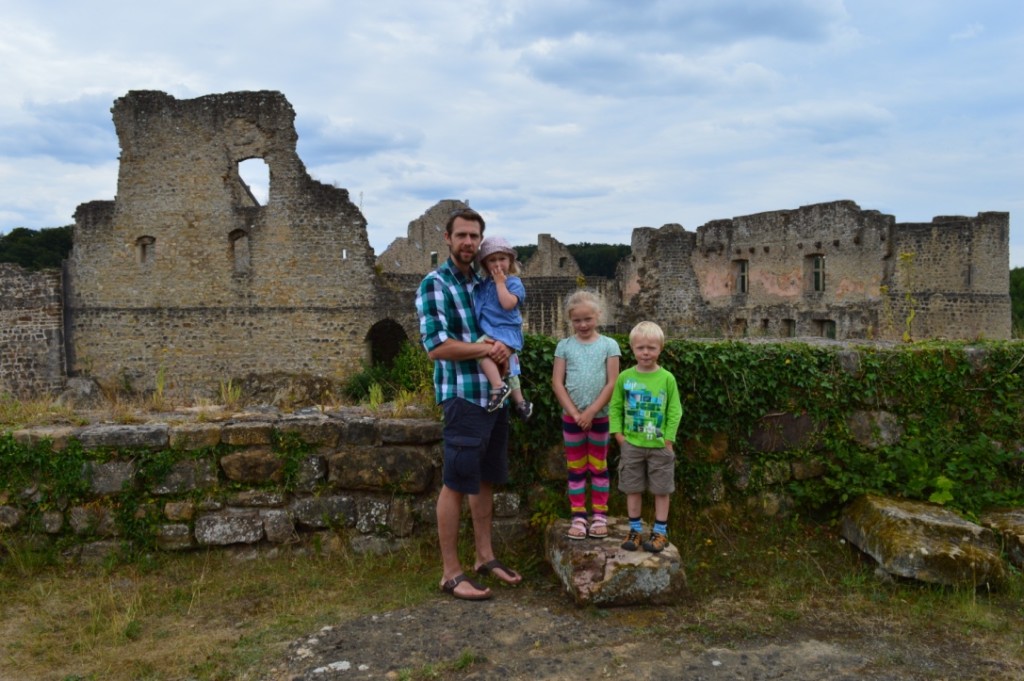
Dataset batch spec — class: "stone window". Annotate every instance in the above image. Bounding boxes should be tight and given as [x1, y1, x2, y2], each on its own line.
[342, 248, 348, 261]
[229, 229, 250, 274]
[136, 236, 155, 265]
[430, 251, 438, 267]
[965, 264, 974, 288]
[782, 319, 796, 337]
[806, 255, 825, 292]
[559, 256, 567, 268]
[237, 158, 269, 205]
[733, 318, 747, 337]
[814, 319, 836, 339]
[733, 259, 748, 294]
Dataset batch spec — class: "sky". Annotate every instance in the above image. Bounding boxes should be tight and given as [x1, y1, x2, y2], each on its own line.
[1, 1, 1022, 267]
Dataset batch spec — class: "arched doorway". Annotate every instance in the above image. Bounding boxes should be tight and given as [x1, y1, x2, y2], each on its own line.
[366, 319, 409, 367]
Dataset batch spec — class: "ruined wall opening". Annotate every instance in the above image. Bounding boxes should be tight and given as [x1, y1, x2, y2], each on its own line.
[229, 229, 251, 274]
[136, 236, 155, 265]
[366, 319, 409, 367]
[238, 158, 270, 205]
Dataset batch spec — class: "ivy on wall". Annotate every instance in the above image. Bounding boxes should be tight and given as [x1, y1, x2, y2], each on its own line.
[514, 335, 1024, 517]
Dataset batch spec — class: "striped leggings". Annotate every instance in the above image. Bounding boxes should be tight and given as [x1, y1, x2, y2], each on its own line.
[563, 414, 610, 519]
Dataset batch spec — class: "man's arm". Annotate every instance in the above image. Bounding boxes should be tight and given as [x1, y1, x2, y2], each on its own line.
[429, 338, 510, 363]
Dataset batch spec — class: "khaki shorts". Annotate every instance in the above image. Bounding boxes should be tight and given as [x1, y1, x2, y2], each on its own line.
[617, 440, 676, 495]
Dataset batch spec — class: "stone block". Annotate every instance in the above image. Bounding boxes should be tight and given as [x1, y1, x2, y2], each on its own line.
[378, 418, 443, 444]
[164, 501, 196, 522]
[194, 510, 264, 545]
[336, 415, 378, 445]
[85, 460, 136, 495]
[294, 455, 327, 491]
[356, 498, 390, 534]
[980, 508, 1024, 569]
[229, 490, 286, 507]
[151, 458, 217, 495]
[221, 421, 274, 446]
[847, 410, 903, 448]
[748, 412, 821, 453]
[156, 524, 195, 551]
[42, 510, 64, 534]
[682, 432, 729, 463]
[68, 505, 119, 537]
[169, 423, 223, 450]
[546, 517, 687, 606]
[220, 447, 283, 483]
[493, 491, 521, 518]
[77, 424, 169, 449]
[261, 509, 297, 544]
[791, 458, 827, 480]
[840, 494, 1006, 587]
[13, 426, 81, 452]
[0, 505, 24, 530]
[387, 498, 416, 538]
[291, 495, 356, 529]
[328, 446, 435, 493]
[275, 414, 343, 447]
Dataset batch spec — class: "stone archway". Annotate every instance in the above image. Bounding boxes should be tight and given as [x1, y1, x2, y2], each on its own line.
[366, 319, 409, 367]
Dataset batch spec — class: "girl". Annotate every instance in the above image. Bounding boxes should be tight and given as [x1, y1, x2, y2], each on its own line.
[474, 236, 532, 419]
[551, 290, 621, 539]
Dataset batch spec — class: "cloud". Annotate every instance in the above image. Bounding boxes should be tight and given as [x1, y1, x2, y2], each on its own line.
[0, 95, 118, 165]
[297, 117, 425, 165]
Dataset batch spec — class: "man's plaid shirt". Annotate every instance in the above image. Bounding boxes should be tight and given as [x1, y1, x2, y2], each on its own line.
[416, 257, 490, 408]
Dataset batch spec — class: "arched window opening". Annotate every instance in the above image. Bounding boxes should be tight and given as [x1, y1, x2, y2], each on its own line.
[229, 229, 251, 274]
[136, 235, 155, 265]
[366, 319, 409, 367]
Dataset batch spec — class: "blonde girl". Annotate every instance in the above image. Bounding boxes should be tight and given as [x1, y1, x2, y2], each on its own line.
[551, 290, 621, 539]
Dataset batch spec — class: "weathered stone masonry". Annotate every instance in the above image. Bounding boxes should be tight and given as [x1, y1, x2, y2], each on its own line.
[0, 263, 65, 395]
[0, 90, 1013, 399]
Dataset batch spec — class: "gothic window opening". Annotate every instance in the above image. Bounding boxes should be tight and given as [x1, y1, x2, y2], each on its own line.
[814, 319, 836, 339]
[136, 235, 155, 265]
[237, 158, 270, 206]
[782, 319, 796, 337]
[806, 255, 825, 292]
[229, 229, 250, 274]
[734, 259, 748, 294]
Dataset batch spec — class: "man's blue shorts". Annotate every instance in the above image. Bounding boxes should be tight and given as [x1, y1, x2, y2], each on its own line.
[441, 397, 510, 494]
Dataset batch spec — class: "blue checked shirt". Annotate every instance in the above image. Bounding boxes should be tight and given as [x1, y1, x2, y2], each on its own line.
[416, 257, 490, 407]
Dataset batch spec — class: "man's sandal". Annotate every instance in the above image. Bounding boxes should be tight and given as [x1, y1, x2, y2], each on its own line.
[566, 517, 589, 540]
[440, 574, 492, 601]
[588, 516, 609, 539]
[476, 559, 522, 586]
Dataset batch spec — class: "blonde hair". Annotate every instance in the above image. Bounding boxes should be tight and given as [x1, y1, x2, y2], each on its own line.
[564, 289, 605, 319]
[480, 251, 520, 275]
[629, 321, 665, 347]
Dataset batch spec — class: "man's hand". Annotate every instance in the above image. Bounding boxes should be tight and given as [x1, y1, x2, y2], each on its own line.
[487, 339, 510, 364]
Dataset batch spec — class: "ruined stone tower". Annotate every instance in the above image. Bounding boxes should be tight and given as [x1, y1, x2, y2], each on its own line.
[65, 91, 407, 398]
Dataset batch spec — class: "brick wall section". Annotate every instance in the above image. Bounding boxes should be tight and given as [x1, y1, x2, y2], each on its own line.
[0, 263, 64, 395]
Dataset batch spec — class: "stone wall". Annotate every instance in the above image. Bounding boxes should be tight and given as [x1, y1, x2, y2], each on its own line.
[2, 410, 501, 557]
[64, 91, 404, 399]
[0, 263, 64, 395]
[0, 90, 1012, 402]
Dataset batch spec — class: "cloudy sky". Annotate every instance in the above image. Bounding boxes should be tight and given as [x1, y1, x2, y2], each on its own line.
[2, 1, 1022, 266]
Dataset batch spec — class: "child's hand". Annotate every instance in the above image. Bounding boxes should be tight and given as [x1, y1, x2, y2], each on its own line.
[490, 265, 507, 285]
[575, 412, 592, 431]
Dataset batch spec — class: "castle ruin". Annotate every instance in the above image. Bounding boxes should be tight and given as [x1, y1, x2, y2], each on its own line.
[0, 90, 1011, 399]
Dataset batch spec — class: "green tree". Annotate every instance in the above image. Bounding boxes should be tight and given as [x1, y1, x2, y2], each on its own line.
[512, 242, 631, 278]
[0, 225, 73, 270]
[1011, 267, 1024, 337]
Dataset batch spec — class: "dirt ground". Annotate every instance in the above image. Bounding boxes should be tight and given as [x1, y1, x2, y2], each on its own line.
[259, 578, 1022, 681]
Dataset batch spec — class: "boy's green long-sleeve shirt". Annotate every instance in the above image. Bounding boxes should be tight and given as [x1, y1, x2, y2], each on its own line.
[609, 366, 682, 448]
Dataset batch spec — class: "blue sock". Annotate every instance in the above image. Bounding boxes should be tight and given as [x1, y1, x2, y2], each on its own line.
[653, 520, 668, 536]
[629, 517, 643, 533]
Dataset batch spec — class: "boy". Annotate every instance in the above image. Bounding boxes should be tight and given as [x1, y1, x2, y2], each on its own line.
[609, 321, 682, 553]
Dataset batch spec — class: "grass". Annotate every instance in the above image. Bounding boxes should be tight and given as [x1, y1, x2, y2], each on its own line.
[0, 533, 444, 680]
[2, 510, 1023, 680]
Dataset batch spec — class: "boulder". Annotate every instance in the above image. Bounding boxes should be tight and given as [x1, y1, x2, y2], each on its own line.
[546, 517, 686, 607]
[980, 508, 1024, 569]
[840, 495, 1006, 587]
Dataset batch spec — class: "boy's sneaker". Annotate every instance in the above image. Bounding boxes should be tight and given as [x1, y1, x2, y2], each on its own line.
[642, 532, 669, 553]
[621, 529, 644, 551]
[515, 400, 533, 421]
[486, 383, 512, 412]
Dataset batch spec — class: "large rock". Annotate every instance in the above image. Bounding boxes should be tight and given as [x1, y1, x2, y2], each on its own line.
[840, 495, 1006, 587]
[980, 508, 1024, 569]
[546, 517, 686, 607]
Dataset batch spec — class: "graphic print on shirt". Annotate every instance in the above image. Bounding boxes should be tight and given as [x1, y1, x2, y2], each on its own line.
[623, 378, 666, 440]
